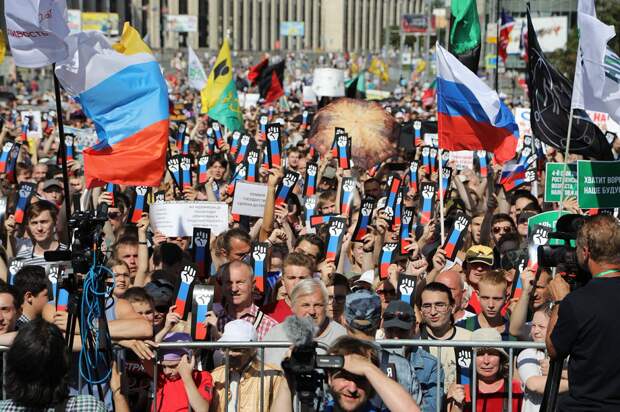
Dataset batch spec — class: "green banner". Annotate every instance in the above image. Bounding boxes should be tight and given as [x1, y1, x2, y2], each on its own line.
[527, 210, 570, 246]
[544, 163, 578, 202]
[577, 160, 620, 209]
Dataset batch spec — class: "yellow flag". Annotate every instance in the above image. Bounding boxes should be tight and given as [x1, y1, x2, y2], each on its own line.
[0, 31, 5, 65]
[112, 22, 152, 56]
[201, 39, 234, 114]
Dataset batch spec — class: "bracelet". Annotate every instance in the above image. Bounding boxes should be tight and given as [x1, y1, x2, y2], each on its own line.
[138, 241, 147, 245]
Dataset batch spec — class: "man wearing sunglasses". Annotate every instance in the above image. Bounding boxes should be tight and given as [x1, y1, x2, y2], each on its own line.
[383, 300, 443, 412]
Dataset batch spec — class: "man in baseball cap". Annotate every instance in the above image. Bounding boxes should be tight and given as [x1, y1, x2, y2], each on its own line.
[382, 301, 444, 412]
[464, 245, 494, 314]
[344, 290, 423, 406]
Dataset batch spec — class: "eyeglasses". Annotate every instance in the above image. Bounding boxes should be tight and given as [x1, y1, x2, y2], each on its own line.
[492, 225, 513, 234]
[383, 312, 414, 322]
[376, 288, 396, 296]
[420, 302, 450, 313]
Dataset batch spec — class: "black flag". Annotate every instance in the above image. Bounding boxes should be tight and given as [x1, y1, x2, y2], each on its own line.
[526, 7, 613, 160]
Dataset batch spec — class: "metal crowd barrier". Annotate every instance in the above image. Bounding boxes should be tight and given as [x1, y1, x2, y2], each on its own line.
[0, 339, 546, 412]
[154, 339, 546, 412]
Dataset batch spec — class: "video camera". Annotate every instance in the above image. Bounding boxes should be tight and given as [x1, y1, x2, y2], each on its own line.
[537, 214, 591, 289]
[44, 202, 110, 288]
[281, 317, 344, 408]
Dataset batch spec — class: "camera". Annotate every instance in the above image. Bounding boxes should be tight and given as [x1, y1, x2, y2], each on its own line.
[281, 341, 343, 408]
[537, 214, 591, 289]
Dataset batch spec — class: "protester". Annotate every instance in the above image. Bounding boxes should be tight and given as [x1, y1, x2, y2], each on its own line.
[417, 282, 472, 392]
[517, 304, 568, 412]
[263, 278, 346, 366]
[382, 300, 443, 412]
[13, 264, 48, 328]
[447, 328, 524, 412]
[210, 320, 286, 411]
[0, 318, 106, 411]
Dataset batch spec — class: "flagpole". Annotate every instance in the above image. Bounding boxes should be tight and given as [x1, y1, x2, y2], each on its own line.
[438, 149, 446, 244]
[495, 0, 501, 92]
[52, 65, 72, 222]
[557, 107, 574, 214]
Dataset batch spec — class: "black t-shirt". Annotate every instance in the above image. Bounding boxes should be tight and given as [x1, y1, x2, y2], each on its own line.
[551, 277, 620, 411]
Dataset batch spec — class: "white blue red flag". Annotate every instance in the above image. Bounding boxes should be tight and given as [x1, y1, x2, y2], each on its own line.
[499, 10, 515, 63]
[436, 43, 518, 165]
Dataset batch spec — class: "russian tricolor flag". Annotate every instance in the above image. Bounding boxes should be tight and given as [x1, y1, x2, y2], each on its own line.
[436, 44, 518, 165]
[55, 23, 169, 188]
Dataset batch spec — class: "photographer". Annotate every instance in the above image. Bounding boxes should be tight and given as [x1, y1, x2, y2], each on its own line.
[546, 214, 620, 410]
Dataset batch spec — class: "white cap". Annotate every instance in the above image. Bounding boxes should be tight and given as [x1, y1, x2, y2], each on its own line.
[218, 319, 258, 342]
[355, 270, 375, 285]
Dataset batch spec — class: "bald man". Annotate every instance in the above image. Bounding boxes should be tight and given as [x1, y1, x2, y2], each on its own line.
[435, 271, 475, 322]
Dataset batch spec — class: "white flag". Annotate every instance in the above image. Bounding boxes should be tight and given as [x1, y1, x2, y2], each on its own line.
[4, 0, 70, 68]
[571, 0, 596, 110]
[576, 12, 620, 125]
[188, 46, 207, 91]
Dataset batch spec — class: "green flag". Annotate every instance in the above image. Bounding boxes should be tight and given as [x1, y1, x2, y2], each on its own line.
[345, 72, 366, 99]
[449, 0, 481, 73]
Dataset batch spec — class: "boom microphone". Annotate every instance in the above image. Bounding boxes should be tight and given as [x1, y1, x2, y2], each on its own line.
[283, 316, 317, 348]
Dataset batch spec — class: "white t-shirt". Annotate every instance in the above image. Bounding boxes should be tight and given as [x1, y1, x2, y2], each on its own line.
[517, 348, 546, 412]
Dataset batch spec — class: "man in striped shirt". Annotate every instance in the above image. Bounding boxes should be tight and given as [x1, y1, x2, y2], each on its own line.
[11, 201, 69, 277]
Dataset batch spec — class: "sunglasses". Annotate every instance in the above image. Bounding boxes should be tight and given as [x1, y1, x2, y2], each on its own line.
[492, 226, 512, 234]
[383, 312, 414, 322]
[376, 288, 396, 296]
[108, 211, 121, 220]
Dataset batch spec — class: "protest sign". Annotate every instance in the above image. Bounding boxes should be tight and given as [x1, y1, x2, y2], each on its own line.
[449, 150, 475, 171]
[514, 107, 532, 138]
[231, 181, 269, 217]
[150, 201, 228, 236]
[312, 68, 345, 97]
[527, 210, 570, 246]
[544, 163, 578, 202]
[20, 111, 42, 139]
[577, 160, 620, 209]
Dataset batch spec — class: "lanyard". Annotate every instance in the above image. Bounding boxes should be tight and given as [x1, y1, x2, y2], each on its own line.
[593, 269, 620, 278]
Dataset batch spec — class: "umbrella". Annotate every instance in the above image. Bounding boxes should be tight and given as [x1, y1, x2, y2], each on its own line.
[308, 98, 398, 169]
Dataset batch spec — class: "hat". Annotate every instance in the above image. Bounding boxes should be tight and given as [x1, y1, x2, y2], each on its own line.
[161, 332, 192, 361]
[345, 290, 382, 332]
[144, 279, 175, 308]
[465, 245, 494, 266]
[42, 179, 63, 192]
[218, 319, 258, 342]
[383, 300, 414, 330]
[354, 270, 374, 286]
[470, 328, 508, 359]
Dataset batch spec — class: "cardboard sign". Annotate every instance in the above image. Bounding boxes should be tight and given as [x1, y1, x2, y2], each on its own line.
[192, 228, 211, 278]
[418, 182, 436, 225]
[442, 213, 471, 261]
[191, 285, 214, 341]
[325, 217, 347, 263]
[251, 242, 269, 292]
[14, 182, 36, 224]
[274, 171, 300, 207]
[544, 163, 578, 202]
[231, 181, 268, 218]
[174, 265, 196, 319]
[577, 160, 620, 209]
[379, 243, 398, 279]
[449, 151, 475, 171]
[150, 201, 229, 236]
[398, 274, 416, 304]
[527, 211, 570, 247]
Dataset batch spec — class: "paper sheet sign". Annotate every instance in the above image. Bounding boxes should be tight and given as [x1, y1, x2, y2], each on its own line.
[150, 201, 229, 236]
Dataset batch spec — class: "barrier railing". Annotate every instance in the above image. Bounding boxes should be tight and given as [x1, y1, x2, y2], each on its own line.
[0, 339, 546, 412]
[153, 339, 546, 412]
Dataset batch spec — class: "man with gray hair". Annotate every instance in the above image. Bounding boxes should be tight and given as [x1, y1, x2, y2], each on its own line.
[263, 278, 347, 367]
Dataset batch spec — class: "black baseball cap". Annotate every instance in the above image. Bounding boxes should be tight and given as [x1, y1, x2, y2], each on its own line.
[383, 300, 415, 330]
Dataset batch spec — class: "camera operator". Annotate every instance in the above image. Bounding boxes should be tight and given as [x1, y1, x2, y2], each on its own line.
[546, 214, 620, 411]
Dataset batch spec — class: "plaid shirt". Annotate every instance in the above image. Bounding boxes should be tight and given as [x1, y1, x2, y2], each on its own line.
[0, 395, 106, 411]
[216, 304, 278, 341]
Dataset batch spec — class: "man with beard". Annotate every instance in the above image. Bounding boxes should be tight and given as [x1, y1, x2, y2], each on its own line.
[210, 320, 286, 412]
[323, 336, 421, 412]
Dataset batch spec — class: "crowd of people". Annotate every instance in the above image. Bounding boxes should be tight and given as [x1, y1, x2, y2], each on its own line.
[0, 48, 616, 412]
